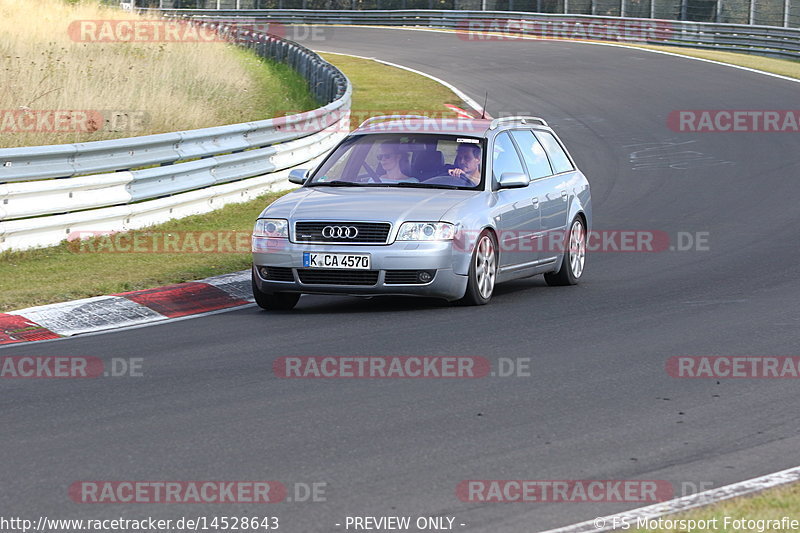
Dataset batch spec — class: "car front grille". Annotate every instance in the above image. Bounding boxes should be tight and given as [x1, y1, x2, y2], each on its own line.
[261, 266, 294, 282]
[296, 269, 380, 286]
[384, 270, 436, 284]
[294, 222, 391, 244]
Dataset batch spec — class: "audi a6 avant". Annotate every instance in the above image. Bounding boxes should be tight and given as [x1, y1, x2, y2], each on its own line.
[251, 115, 592, 310]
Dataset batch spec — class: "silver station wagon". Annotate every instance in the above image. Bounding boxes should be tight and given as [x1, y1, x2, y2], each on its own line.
[251, 115, 592, 310]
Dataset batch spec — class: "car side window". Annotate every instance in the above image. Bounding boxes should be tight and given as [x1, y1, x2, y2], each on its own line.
[534, 131, 574, 174]
[510, 130, 553, 179]
[492, 132, 526, 184]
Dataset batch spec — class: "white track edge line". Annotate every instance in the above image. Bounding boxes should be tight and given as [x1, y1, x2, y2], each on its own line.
[316, 50, 491, 117]
[320, 25, 800, 86]
[539, 465, 800, 533]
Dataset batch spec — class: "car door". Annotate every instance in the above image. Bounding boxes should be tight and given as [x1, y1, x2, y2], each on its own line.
[490, 131, 540, 269]
[509, 129, 554, 264]
[533, 130, 576, 263]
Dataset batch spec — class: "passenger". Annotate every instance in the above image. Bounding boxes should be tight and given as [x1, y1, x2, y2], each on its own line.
[448, 143, 482, 185]
[376, 142, 417, 182]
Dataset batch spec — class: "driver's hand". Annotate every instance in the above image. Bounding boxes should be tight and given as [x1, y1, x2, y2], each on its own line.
[448, 168, 465, 177]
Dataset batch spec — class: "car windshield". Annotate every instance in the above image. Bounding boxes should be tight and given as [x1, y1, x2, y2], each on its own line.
[307, 133, 485, 190]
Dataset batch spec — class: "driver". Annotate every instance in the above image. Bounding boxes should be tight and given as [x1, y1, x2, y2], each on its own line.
[448, 143, 482, 185]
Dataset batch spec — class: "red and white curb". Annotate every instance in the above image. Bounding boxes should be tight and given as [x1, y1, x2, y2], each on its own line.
[0, 270, 253, 345]
[541, 465, 800, 532]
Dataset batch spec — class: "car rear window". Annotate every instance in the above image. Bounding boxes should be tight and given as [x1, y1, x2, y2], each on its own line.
[535, 131, 574, 174]
[510, 130, 553, 179]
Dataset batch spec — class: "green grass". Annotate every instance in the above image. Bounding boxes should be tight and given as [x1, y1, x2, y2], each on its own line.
[319, 52, 464, 128]
[231, 46, 320, 122]
[0, 194, 283, 311]
[0, 54, 463, 312]
[634, 482, 800, 532]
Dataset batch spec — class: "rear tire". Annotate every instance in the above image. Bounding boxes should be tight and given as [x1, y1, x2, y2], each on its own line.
[458, 230, 498, 306]
[252, 271, 300, 311]
[544, 217, 586, 287]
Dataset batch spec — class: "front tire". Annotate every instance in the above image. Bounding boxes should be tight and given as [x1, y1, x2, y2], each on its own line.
[458, 231, 498, 305]
[544, 217, 586, 286]
[252, 271, 300, 311]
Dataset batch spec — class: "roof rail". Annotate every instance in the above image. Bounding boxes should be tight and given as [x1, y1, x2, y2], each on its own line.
[489, 116, 549, 129]
[358, 114, 431, 128]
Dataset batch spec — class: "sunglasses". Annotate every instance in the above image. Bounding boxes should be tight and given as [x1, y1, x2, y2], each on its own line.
[377, 153, 397, 160]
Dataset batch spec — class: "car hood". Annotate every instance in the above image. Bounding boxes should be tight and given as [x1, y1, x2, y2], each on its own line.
[262, 187, 477, 224]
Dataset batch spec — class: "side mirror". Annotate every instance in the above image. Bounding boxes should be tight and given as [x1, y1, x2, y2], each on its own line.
[497, 172, 530, 189]
[288, 168, 309, 185]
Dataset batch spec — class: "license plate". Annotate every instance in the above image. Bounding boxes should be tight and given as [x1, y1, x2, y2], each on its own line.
[303, 252, 371, 269]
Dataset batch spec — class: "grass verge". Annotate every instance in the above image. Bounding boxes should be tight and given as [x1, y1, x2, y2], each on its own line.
[0, 54, 463, 312]
[626, 44, 800, 80]
[633, 482, 800, 532]
[318, 52, 465, 128]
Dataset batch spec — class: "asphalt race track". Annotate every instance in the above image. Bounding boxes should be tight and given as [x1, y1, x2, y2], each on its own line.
[3, 27, 800, 532]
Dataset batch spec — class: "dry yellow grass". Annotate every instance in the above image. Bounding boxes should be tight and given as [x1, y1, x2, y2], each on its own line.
[0, 0, 317, 147]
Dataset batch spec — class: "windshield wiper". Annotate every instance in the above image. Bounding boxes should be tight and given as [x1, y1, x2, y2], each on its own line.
[308, 180, 370, 187]
[392, 182, 469, 190]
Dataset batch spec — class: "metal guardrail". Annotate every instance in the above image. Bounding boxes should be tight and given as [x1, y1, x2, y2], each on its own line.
[143, 0, 800, 29]
[0, 22, 352, 252]
[152, 8, 800, 58]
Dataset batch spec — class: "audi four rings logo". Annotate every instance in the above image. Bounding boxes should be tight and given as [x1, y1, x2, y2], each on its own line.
[322, 226, 359, 239]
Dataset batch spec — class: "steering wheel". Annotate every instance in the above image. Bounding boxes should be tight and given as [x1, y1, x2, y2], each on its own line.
[426, 173, 474, 187]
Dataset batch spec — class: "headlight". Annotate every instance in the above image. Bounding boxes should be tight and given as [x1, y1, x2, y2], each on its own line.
[396, 222, 455, 241]
[253, 218, 289, 238]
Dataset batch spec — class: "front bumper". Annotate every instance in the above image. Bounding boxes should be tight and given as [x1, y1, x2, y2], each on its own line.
[252, 238, 469, 301]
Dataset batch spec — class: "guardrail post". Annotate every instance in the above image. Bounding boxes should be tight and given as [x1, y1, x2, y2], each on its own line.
[749, 0, 754, 24]
[649, 0, 655, 18]
[785, 0, 790, 26]
[621, 0, 626, 17]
